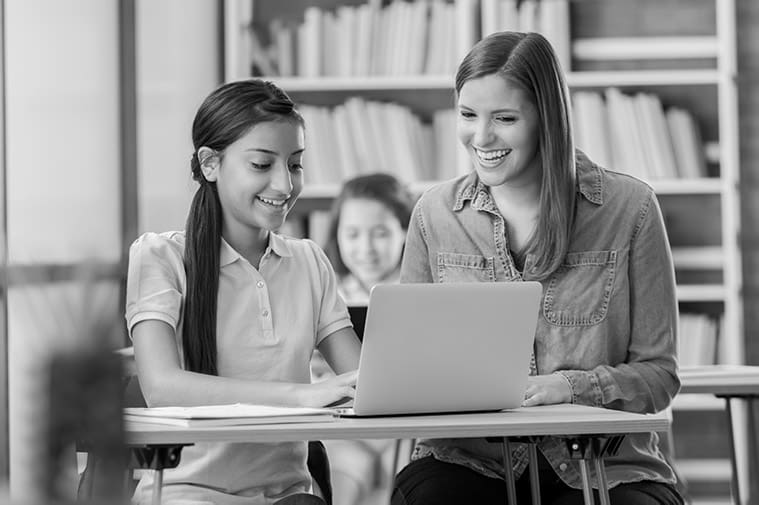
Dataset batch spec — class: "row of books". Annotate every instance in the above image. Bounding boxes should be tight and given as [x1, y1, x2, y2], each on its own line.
[573, 89, 709, 180]
[251, 0, 570, 78]
[678, 313, 721, 367]
[480, 0, 571, 69]
[298, 98, 464, 185]
[296, 91, 711, 185]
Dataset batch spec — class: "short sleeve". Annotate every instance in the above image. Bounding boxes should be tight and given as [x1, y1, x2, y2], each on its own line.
[306, 240, 352, 344]
[125, 232, 186, 338]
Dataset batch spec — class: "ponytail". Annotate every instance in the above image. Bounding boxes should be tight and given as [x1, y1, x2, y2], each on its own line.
[181, 79, 302, 375]
[182, 153, 222, 375]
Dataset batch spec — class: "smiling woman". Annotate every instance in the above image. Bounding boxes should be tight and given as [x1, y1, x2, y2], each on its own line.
[393, 31, 683, 505]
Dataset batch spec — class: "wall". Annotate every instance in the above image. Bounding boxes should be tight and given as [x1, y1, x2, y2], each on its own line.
[136, 0, 220, 234]
[3, 0, 220, 498]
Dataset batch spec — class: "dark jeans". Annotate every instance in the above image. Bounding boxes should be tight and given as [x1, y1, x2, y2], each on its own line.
[392, 456, 684, 505]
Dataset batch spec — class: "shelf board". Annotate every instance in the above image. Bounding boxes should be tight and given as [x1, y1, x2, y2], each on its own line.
[677, 284, 726, 302]
[672, 246, 724, 270]
[261, 75, 454, 92]
[572, 36, 719, 61]
[302, 178, 721, 199]
[672, 394, 725, 411]
[253, 70, 720, 92]
[649, 178, 722, 194]
[675, 458, 732, 482]
[301, 180, 443, 199]
[567, 69, 719, 87]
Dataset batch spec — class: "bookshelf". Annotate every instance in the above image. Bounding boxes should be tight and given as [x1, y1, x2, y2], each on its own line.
[223, 0, 744, 501]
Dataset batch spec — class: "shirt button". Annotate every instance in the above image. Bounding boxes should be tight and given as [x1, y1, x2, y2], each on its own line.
[559, 463, 568, 471]
[256, 281, 264, 288]
[262, 309, 269, 317]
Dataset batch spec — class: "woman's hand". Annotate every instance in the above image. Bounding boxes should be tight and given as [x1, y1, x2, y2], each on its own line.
[522, 373, 572, 407]
[302, 370, 358, 408]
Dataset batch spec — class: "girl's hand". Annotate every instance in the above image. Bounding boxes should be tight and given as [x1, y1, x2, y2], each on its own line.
[522, 373, 572, 407]
[302, 370, 358, 408]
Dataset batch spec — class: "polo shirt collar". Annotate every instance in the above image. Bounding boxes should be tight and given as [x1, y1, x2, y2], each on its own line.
[218, 232, 293, 267]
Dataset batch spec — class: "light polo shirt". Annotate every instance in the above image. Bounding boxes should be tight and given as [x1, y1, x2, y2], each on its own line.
[125, 230, 352, 505]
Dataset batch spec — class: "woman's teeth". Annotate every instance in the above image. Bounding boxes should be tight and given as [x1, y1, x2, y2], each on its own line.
[475, 148, 510, 164]
[257, 196, 287, 207]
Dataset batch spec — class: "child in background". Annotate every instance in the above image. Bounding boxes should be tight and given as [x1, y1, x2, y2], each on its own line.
[314, 173, 416, 505]
[325, 173, 416, 305]
[126, 79, 360, 505]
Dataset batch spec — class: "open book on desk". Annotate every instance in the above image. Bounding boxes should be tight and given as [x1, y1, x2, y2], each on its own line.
[124, 403, 338, 427]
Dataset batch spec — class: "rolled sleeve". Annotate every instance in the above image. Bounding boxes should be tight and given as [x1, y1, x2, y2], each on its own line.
[558, 370, 603, 406]
[125, 233, 185, 338]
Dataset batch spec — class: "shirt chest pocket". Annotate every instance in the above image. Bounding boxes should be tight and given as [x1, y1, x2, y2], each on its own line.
[543, 250, 617, 326]
[437, 252, 496, 283]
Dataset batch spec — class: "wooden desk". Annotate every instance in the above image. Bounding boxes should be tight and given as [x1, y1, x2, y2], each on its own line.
[679, 365, 759, 505]
[125, 404, 670, 505]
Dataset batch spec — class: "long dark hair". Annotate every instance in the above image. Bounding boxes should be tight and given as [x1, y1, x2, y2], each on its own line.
[455, 32, 576, 280]
[184, 79, 303, 375]
[324, 173, 416, 277]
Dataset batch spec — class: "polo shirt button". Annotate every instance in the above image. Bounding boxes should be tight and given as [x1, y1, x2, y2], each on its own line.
[262, 309, 269, 317]
[559, 463, 568, 471]
[256, 281, 264, 288]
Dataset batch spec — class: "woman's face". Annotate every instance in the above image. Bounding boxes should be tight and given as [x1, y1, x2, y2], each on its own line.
[207, 120, 305, 235]
[456, 73, 541, 188]
[337, 198, 406, 288]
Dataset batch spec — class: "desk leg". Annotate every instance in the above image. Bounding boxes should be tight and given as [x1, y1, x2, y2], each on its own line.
[748, 398, 759, 505]
[593, 457, 611, 505]
[578, 460, 595, 505]
[151, 469, 163, 505]
[501, 438, 518, 505]
[527, 443, 541, 505]
[724, 399, 742, 505]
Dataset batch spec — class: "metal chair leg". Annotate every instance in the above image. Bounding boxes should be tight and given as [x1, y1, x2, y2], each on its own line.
[527, 443, 541, 505]
[578, 460, 595, 505]
[593, 456, 611, 505]
[151, 469, 163, 505]
[501, 438, 518, 505]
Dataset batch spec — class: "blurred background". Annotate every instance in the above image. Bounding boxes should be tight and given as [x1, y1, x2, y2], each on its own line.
[0, 1, 758, 504]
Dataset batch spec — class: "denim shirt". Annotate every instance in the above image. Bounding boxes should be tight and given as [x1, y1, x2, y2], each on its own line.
[401, 151, 680, 489]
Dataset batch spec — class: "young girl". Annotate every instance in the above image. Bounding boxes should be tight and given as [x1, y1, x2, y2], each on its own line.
[317, 173, 416, 505]
[393, 32, 683, 505]
[125, 79, 361, 505]
[325, 173, 416, 305]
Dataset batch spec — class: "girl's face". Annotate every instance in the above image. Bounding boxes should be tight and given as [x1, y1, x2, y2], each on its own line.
[456, 74, 541, 188]
[208, 120, 305, 234]
[337, 198, 406, 288]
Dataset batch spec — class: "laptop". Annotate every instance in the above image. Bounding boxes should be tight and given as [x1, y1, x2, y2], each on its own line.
[340, 281, 542, 417]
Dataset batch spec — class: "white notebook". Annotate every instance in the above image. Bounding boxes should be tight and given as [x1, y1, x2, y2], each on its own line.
[124, 403, 337, 427]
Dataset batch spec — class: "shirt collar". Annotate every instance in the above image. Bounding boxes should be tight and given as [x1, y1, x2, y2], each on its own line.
[267, 232, 292, 258]
[452, 150, 604, 211]
[218, 232, 292, 267]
